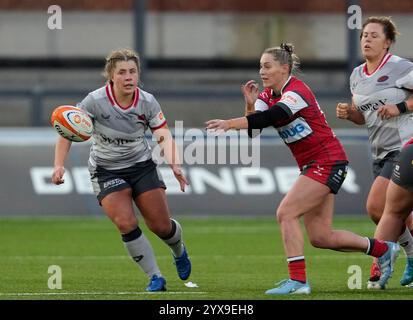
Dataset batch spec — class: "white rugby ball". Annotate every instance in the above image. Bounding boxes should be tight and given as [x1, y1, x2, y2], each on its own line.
[50, 105, 93, 142]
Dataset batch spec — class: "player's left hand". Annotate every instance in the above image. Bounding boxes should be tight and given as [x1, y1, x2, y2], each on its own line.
[377, 104, 400, 120]
[172, 166, 189, 192]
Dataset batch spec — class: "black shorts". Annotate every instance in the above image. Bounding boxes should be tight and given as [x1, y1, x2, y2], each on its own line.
[301, 160, 348, 194]
[391, 144, 413, 192]
[372, 150, 400, 179]
[90, 159, 166, 204]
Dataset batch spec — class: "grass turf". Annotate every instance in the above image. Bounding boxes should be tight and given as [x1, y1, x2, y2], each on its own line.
[0, 216, 412, 300]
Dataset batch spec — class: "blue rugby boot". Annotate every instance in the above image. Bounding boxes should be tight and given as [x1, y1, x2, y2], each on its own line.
[174, 245, 191, 280]
[400, 257, 413, 286]
[377, 241, 400, 289]
[265, 279, 311, 295]
[146, 275, 167, 292]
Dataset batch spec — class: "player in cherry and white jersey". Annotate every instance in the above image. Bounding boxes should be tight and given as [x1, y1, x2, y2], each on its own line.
[206, 43, 399, 295]
[336, 16, 413, 288]
[252, 71, 346, 170]
[52, 48, 191, 292]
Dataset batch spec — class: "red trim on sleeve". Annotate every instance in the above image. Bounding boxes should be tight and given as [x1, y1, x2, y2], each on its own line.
[150, 120, 167, 131]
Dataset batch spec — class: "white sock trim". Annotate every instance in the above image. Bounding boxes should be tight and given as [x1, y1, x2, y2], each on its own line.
[287, 255, 305, 263]
[365, 237, 371, 254]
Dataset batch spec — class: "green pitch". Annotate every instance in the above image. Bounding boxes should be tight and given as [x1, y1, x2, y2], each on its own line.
[0, 216, 412, 300]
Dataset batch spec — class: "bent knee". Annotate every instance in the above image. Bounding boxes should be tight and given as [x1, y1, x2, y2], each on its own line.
[276, 208, 290, 224]
[366, 202, 383, 224]
[114, 217, 138, 234]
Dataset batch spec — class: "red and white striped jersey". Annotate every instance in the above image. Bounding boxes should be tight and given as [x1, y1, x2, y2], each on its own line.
[255, 76, 348, 168]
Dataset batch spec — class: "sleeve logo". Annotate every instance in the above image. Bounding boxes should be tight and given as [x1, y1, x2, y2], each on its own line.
[281, 93, 298, 105]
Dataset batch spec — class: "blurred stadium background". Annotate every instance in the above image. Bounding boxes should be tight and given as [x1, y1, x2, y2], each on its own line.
[1, 0, 413, 127]
[0, 0, 412, 217]
[0, 0, 413, 215]
[1, 0, 413, 301]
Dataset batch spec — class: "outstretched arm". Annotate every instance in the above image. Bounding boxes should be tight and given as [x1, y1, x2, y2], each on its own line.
[206, 105, 291, 132]
[52, 136, 72, 185]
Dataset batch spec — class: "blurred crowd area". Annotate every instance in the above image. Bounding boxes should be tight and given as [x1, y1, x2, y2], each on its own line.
[0, 0, 412, 128]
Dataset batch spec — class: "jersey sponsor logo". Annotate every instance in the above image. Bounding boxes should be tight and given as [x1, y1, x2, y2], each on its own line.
[276, 117, 313, 144]
[281, 93, 298, 105]
[99, 133, 137, 146]
[377, 75, 389, 82]
[357, 99, 387, 112]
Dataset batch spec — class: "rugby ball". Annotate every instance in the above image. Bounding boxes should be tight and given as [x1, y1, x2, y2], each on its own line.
[50, 105, 93, 142]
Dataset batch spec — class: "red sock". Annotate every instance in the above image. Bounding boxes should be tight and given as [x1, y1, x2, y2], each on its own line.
[287, 257, 306, 283]
[368, 239, 388, 258]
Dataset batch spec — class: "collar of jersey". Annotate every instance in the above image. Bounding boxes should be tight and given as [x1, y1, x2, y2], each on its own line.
[271, 76, 292, 98]
[106, 83, 139, 110]
[362, 53, 392, 77]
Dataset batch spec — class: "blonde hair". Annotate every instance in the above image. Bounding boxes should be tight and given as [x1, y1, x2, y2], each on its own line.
[263, 43, 300, 75]
[103, 48, 141, 83]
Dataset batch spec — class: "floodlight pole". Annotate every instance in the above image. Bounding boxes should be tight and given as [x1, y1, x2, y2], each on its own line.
[133, 0, 147, 78]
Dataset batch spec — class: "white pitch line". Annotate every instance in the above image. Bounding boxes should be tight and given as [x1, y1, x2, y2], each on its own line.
[0, 291, 207, 297]
[0, 254, 375, 260]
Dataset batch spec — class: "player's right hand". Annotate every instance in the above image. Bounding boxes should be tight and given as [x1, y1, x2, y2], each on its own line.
[241, 80, 259, 107]
[52, 166, 65, 185]
[336, 103, 351, 119]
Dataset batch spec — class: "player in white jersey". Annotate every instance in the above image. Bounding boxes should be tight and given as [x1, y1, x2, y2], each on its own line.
[336, 16, 413, 288]
[52, 48, 191, 292]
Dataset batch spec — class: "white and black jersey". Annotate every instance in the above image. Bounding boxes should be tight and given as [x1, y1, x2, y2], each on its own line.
[78, 84, 167, 171]
[350, 53, 413, 160]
